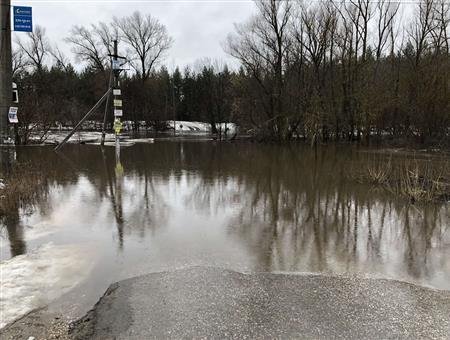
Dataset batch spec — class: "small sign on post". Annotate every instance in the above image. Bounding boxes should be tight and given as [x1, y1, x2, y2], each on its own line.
[8, 107, 19, 123]
[114, 109, 123, 117]
[113, 99, 122, 107]
[112, 60, 121, 70]
[13, 6, 33, 32]
[113, 119, 123, 134]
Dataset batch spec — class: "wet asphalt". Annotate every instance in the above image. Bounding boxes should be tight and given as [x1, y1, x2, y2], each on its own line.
[71, 267, 450, 339]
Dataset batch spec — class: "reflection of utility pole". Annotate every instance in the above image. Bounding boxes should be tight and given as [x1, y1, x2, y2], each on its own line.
[114, 143, 124, 250]
[101, 147, 124, 250]
[115, 166, 124, 248]
[0, 0, 12, 143]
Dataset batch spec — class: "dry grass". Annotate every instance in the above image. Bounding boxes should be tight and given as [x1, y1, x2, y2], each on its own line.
[358, 157, 450, 203]
[391, 161, 449, 203]
[366, 158, 392, 185]
[0, 163, 45, 219]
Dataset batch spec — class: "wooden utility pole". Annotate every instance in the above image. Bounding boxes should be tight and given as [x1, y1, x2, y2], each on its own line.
[0, 0, 12, 143]
[112, 40, 121, 156]
[56, 40, 124, 151]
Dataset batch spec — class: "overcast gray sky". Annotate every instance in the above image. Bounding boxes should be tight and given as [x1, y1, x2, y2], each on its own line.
[12, 0, 257, 69]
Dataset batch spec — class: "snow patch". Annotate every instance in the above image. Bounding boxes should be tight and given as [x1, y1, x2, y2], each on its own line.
[169, 121, 237, 134]
[0, 242, 95, 328]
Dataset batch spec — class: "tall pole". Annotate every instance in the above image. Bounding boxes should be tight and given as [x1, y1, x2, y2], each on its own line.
[100, 40, 122, 146]
[0, 0, 12, 143]
[113, 40, 121, 156]
[101, 70, 113, 146]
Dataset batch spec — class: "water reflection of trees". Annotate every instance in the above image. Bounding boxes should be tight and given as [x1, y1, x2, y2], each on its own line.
[3, 143, 449, 286]
[2, 145, 170, 257]
[170, 143, 449, 283]
[1, 147, 55, 257]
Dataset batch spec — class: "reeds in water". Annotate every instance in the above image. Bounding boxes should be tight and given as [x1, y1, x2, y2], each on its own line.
[361, 156, 449, 203]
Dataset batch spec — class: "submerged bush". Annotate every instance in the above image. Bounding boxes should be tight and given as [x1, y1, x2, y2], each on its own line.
[355, 154, 450, 203]
[0, 163, 45, 221]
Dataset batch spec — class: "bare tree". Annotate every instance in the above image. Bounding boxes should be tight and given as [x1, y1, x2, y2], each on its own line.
[226, 0, 293, 138]
[66, 23, 114, 72]
[353, 0, 373, 62]
[290, 2, 337, 141]
[430, 0, 450, 54]
[16, 25, 50, 72]
[408, 0, 435, 66]
[375, 0, 400, 61]
[114, 12, 172, 82]
[12, 47, 26, 77]
[93, 21, 119, 57]
[50, 45, 71, 72]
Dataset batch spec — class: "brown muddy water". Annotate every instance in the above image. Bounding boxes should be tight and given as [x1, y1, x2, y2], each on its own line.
[0, 141, 449, 327]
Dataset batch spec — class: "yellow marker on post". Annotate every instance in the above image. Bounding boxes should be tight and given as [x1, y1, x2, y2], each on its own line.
[114, 119, 123, 134]
[113, 118, 122, 161]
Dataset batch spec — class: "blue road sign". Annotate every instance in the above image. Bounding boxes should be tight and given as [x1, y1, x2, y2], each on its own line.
[13, 6, 33, 32]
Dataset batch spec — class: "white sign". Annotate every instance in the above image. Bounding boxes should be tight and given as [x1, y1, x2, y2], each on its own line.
[114, 109, 123, 117]
[114, 99, 122, 107]
[112, 60, 120, 70]
[113, 89, 121, 96]
[8, 107, 19, 123]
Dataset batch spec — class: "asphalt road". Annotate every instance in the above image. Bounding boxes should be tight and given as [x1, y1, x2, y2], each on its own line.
[70, 267, 450, 339]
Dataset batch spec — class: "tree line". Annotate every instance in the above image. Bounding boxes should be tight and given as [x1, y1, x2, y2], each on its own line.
[12, 0, 450, 144]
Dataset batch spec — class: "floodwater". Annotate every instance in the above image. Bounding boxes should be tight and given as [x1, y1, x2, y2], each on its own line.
[1, 141, 449, 327]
